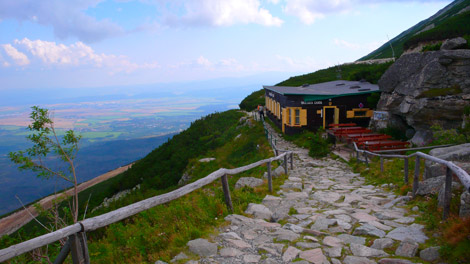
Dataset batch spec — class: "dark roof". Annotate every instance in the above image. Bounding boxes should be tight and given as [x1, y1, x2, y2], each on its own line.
[264, 80, 379, 97]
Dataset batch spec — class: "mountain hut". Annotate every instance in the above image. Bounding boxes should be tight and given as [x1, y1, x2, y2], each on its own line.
[264, 80, 379, 134]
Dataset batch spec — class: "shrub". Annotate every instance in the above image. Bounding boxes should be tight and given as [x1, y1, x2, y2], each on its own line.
[422, 42, 442, 52]
[430, 124, 467, 145]
[308, 130, 330, 158]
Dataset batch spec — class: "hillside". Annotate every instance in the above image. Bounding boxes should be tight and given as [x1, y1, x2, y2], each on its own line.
[239, 62, 392, 111]
[359, 0, 470, 60]
[0, 109, 281, 263]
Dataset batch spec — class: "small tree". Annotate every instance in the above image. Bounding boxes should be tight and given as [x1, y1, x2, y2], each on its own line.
[9, 106, 82, 223]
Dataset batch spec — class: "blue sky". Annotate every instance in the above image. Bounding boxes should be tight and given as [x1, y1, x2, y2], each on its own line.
[0, 0, 452, 91]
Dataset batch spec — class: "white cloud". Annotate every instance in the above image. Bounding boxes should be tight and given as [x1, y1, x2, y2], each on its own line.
[333, 38, 385, 51]
[0, 0, 123, 43]
[197, 56, 212, 67]
[2, 44, 30, 66]
[282, 0, 449, 24]
[165, 0, 283, 27]
[283, 0, 352, 24]
[6, 38, 158, 74]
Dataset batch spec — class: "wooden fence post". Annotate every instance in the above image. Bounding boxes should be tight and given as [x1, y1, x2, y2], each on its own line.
[443, 167, 453, 220]
[356, 150, 359, 163]
[412, 156, 420, 198]
[221, 174, 233, 212]
[364, 152, 369, 166]
[53, 239, 71, 264]
[283, 155, 288, 175]
[380, 157, 384, 174]
[70, 232, 90, 264]
[267, 162, 272, 193]
[290, 152, 293, 170]
[404, 157, 409, 184]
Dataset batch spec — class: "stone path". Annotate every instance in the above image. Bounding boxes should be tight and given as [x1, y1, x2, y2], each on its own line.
[167, 123, 440, 264]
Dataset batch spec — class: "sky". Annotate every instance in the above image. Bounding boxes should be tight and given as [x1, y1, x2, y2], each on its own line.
[0, 0, 453, 91]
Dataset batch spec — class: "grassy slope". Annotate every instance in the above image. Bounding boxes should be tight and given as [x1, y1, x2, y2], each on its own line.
[360, 0, 470, 60]
[1, 110, 286, 263]
[351, 153, 470, 263]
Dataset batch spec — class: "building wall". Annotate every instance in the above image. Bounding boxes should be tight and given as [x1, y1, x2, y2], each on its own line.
[265, 89, 375, 134]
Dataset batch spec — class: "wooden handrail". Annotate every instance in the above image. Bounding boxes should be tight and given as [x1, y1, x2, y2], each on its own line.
[353, 142, 470, 220]
[0, 151, 293, 262]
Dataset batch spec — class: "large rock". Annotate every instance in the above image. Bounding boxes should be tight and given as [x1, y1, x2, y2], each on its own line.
[187, 238, 217, 256]
[372, 50, 470, 145]
[460, 191, 470, 217]
[425, 143, 470, 179]
[386, 224, 428, 243]
[235, 177, 264, 189]
[419, 246, 440, 261]
[441, 37, 468, 50]
[245, 203, 273, 220]
[416, 176, 445, 195]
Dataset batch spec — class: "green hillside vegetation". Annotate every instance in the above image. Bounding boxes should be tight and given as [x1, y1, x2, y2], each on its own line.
[239, 89, 265, 111]
[404, 11, 470, 50]
[360, 0, 470, 60]
[277, 62, 393, 87]
[0, 110, 285, 263]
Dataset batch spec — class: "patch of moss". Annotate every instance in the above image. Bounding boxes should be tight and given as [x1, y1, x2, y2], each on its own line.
[417, 85, 463, 98]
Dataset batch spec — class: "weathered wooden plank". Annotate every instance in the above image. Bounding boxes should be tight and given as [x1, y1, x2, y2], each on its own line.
[404, 157, 409, 184]
[284, 155, 288, 174]
[221, 174, 233, 212]
[443, 167, 453, 220]
[373, 144, 455, 153]
[0, 224, 82, 262]
[53, 238, 70, 264]
[267, 162, 272, 193]
[380, 157, 384, 174]
[290, 153, 293, 170]
[412, 156, 420, 198]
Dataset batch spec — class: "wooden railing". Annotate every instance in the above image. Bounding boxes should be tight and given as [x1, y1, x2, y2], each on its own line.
[0, 150, 293, 263]
[353, 142, 470, 220]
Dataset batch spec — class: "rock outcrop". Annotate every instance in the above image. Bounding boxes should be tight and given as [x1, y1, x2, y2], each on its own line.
[371, 38, 470, 145]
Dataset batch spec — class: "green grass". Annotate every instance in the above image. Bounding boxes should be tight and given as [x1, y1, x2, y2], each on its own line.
[404, 11, 470, 50]
[0, 111, 287, 263]
[350, 153, 470, 263]
[277, 62, 393, 87]
[239, 90, 266, 111]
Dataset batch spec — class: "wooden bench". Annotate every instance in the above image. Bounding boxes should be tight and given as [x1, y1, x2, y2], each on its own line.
[363, 140, 410, 151]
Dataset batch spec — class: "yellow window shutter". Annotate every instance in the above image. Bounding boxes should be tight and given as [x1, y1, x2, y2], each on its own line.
[300, 109, 307, 126]
[347, 110, 354, 118]
[366, 110, 373, 117]
[282, 108, 287, 124]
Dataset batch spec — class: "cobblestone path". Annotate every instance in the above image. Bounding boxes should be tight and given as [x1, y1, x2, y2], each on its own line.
[169, 124, 439, 264]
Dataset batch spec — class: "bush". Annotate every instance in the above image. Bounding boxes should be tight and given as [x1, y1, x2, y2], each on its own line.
[430, 124, 468, 145]
[422, 42, 442, 52]
[308, 130, 330, 158]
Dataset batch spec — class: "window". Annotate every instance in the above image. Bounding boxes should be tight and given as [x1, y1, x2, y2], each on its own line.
[295, 109, 300, 125]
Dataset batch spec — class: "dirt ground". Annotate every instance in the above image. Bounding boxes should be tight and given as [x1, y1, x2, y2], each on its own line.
[0, 163, 133, 237]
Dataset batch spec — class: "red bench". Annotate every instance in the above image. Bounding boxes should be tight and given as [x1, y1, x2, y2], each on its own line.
[363, 140, 410, 151]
